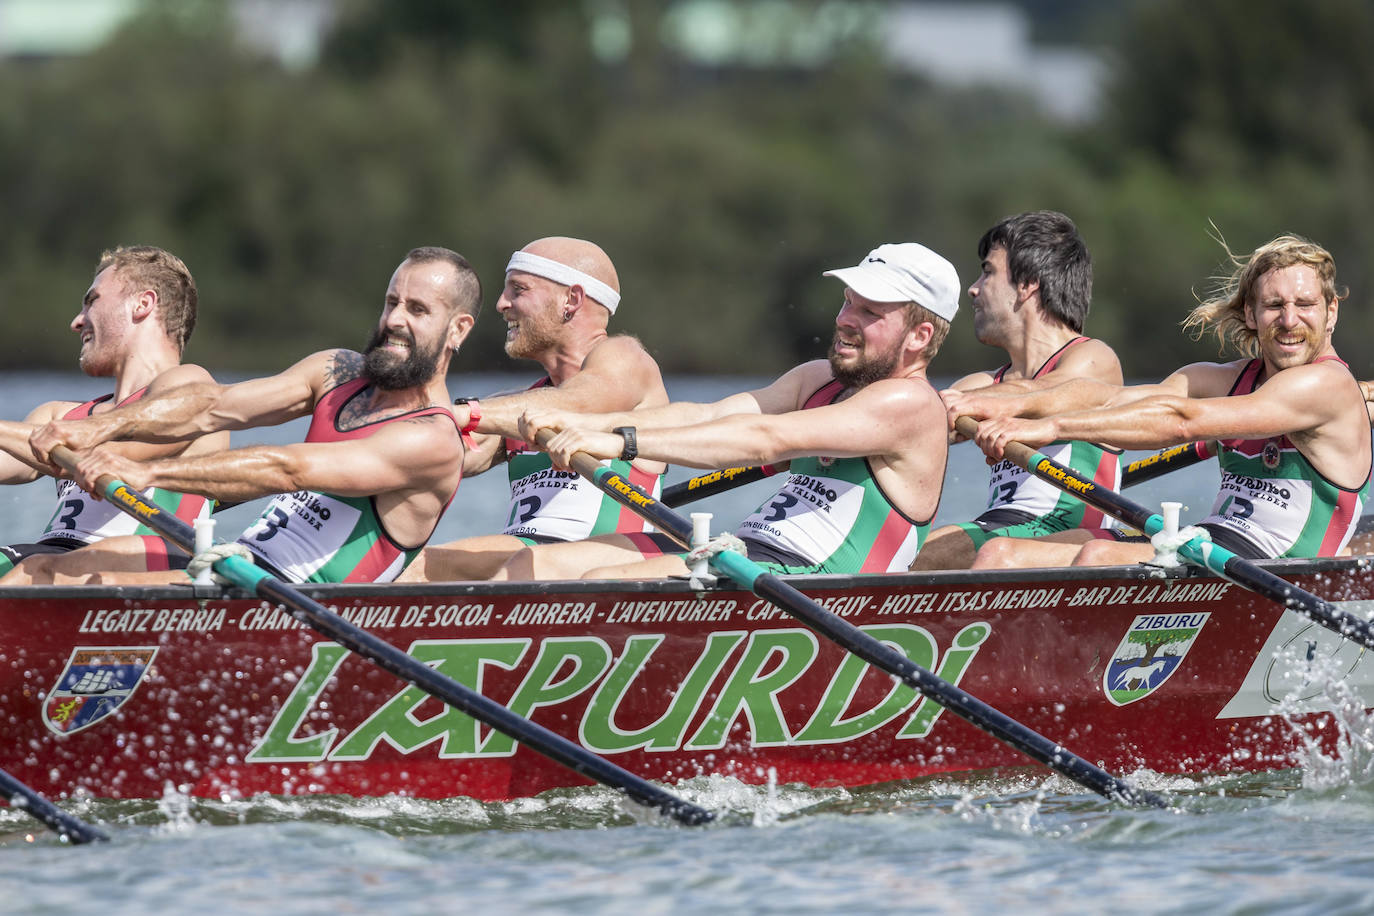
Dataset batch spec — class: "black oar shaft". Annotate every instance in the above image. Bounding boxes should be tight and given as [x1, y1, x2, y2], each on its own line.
[1122, 441, 1216, 488]
[51, 448, 713, 826]
[662, 464, 782, 507]
[544, 434, 1166, 808]
[953, 418, 1374, 651]
[0, 767, 107, 844]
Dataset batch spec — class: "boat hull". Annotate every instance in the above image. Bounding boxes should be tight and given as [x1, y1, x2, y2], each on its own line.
[4, 559, 1373, 801]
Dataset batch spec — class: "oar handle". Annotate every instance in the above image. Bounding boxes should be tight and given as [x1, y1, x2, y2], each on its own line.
[49, 444, 92, 483]
[954, 416, 1036, 467]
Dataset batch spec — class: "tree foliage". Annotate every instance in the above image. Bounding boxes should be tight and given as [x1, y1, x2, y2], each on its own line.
[1, 0, 1371, 382]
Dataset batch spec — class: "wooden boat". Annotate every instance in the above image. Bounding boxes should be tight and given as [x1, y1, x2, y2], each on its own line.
[3, 556, 1373, 802]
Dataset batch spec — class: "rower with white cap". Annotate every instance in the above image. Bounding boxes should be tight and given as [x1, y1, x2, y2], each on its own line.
[496, 240, 959, 580]
[399, 236, 675, 582]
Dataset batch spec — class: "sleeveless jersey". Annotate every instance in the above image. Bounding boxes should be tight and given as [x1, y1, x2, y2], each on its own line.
[735, 379, 929, 573]
[1198, 358, 1370, 558]
[41, 390, 211, 544]
[239, 380, 460, 583]
[500, 377, 663, 541]
[981, 337, 1121, 529]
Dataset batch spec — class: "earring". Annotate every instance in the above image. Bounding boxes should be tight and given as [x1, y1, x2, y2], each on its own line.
[562, 310, 573, 323]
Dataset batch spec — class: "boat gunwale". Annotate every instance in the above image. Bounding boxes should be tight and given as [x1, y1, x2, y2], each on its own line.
[1, 554, 1368, 602]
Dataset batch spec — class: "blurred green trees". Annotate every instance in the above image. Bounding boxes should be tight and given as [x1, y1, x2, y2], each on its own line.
[1, 0, 1370, 381]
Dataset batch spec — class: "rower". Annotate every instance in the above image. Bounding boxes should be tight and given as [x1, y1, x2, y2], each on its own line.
[913, 210, 1124, 571]
[0, 246, 228, 585]
[397, 236, 676, 583]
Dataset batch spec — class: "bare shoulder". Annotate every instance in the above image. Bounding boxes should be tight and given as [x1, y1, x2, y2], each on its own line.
[320, 349, 364, 389]
[1170, 359, 1248, 397]
[750, 360, 836, 412]
[147, 362, 216, 394]
[847, 375, 944, 417]
[1053, 338, 1123, 383]
[1258, 357, 1358, 400]
[372, 409, 463, 463]
[25, 400, 77, 425]
[585, 334, 663, 377]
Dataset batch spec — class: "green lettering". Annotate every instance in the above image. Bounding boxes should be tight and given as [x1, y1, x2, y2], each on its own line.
[793, 625, 935, 743]
[480, 638, 612, 755]
[686, 629, 817, 749]
[898, 622, 992, 738]
[581, 632, 746, 752]
[246, 642, 350, 762]
[330, 639, 527, 760]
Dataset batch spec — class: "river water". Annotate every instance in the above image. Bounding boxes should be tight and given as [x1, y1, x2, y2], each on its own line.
[6, 372, 1365, 914]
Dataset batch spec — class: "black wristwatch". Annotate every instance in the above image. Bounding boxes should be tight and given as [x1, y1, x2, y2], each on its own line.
[612, 426, 638, 461]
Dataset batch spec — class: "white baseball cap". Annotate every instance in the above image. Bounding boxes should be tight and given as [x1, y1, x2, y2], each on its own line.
[823, 243, 960, 322]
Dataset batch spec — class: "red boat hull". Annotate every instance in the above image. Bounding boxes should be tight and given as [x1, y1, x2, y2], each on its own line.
[4, 559, 1372, 800]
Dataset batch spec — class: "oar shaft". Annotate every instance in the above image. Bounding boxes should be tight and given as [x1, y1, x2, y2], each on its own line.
[546, 434, 1166, 808]
[662, 464, 782, 507]
[953, 418, 1374, 651]
[1122, 441, 1217, 488]
[0, 767, 108, 844]
[49, 447, 713, 826]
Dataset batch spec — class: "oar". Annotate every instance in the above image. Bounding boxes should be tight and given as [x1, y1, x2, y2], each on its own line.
[533, 430, 1167, 808]
[953, 417, 1374, 650]
[49, 447, 713, 826]
[1121, 441, 1218, 488]
[0, 767, 107, 844]
[662, 463, 785, 507]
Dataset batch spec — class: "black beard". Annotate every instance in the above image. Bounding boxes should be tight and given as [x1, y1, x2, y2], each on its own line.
[827, 337, 898, 390]
[362, 327, 443, 390]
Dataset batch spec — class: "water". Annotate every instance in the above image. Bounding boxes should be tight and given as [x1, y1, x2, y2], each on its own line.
[5, 371, 1350, 915]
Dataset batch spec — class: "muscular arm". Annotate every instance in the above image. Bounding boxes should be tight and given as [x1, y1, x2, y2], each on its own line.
[973, 361, 1335, 458]
[72, 413, 461, 504]
[0, 402, 67, 483]
[472, 336, 669, 438]
[542, 374, 931, 470]
[31, 350, 338, 459]
[519, 359, 830, 444]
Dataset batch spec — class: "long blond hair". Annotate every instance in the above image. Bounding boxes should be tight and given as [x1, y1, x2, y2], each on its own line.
[1183, 233, 1344, 357]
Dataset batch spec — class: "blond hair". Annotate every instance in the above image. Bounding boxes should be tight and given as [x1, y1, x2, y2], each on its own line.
[1183, 234, 1343, 357]
[96, 246, 198, 354]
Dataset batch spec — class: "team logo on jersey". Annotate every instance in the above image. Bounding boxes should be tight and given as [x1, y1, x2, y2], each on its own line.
[1103, 613, 1208, 706]
[42, 647, 158, 735]
[817, 456, 835, 467]
[1262, 440, 1281, 469]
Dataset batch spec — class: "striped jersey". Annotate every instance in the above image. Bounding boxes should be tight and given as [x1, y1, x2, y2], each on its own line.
[240, 380, 460, 583]
[1198, 358, 1370, 558]
[500, 377, 663, 541]
[735, 379, 930, 573]
[981, 337, 1121, 529]
[41, 390, 210, 544]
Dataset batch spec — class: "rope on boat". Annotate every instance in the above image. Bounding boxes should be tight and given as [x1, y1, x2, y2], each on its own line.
[188, 541, 254, 586]
[1147, 526, 1212, 568]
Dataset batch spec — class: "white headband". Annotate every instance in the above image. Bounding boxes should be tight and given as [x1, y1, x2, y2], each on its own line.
[505, 251, 621, 314]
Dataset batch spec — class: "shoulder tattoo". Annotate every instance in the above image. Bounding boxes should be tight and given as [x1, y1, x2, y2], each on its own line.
[325, 350, 365, 388]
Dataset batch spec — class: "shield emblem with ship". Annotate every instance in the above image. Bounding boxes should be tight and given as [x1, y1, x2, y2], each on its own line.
[42, 647, 158, 735]
[1103, 613, 1209, 706]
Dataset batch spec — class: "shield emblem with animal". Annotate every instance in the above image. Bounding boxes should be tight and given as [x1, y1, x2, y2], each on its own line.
[1104, 613, 1209, 706]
